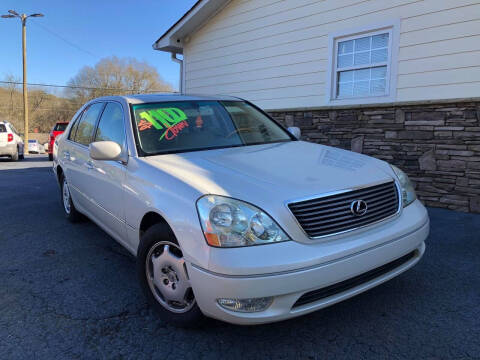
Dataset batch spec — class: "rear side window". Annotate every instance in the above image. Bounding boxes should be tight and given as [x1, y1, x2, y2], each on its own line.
[54, 123, 68, 131]
[69, 116, 81, 140]
[94, 103, 126, 147]
[73, 103, 105, 146]
[0, 124, 6, 133]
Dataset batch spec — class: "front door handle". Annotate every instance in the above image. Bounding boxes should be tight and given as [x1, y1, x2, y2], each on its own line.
[84, 160, 94, 170]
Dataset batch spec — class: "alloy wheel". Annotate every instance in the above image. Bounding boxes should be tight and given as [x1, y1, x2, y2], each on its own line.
[62, 178, 71, 214]
[145, 241, 195, 313]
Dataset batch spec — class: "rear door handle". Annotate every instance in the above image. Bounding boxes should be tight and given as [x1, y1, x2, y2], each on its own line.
[64, 151, 70, 160]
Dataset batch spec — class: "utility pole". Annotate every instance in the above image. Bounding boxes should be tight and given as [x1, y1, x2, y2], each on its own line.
[2, 10, 44, 153]
[21, 14, 29, 152]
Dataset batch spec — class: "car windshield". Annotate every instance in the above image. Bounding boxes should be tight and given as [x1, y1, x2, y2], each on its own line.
[131, 101, 293, 155]
[54, 123, 68, 131]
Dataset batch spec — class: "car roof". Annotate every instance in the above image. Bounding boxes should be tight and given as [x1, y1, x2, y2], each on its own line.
[92, 93, 243, 105]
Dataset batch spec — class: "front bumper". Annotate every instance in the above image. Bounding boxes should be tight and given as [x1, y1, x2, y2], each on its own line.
[188, 203, 429, 325]
[0, 143, 16, 157]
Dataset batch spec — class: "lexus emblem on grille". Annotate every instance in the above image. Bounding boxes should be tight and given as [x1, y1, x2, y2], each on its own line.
[350, 200, 368, 216]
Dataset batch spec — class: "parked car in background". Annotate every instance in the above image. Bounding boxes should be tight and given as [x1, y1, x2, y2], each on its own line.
[48, 122, 69, 160]
[28, 139, 44, 154]
[0, 121, 24, 161]
[53, 94, 429, 326]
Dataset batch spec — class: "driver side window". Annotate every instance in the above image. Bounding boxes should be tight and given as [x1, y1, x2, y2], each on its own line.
[94, 102, 126, 148]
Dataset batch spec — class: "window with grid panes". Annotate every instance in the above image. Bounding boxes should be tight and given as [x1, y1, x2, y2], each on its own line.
[334, 31, 390, 99]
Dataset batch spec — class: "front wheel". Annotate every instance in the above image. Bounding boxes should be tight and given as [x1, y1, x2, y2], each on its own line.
[137, 223, 204, 327]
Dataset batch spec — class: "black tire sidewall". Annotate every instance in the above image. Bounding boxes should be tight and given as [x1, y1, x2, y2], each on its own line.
[11, 149, 18, 161]
[136, 223, 204, 327]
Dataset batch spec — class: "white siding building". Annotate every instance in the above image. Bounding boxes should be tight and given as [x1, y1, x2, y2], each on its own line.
[154, 0, 480, 213]
[155, 0, 480, 111]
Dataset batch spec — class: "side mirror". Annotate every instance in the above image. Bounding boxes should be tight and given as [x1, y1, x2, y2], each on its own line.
[89, 141, 122, 161]
[288, 126, 301, 139]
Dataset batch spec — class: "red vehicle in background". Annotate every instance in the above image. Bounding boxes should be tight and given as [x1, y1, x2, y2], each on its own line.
[48, 122, 69, 161]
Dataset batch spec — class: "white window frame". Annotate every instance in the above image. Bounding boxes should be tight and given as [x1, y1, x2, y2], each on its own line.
[326, 20, 400, 106]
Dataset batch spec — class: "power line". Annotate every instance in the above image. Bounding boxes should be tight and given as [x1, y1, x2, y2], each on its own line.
[30, 21, 97, 58]
[0, 80, 175, 93]
[0, 106, 80, 112]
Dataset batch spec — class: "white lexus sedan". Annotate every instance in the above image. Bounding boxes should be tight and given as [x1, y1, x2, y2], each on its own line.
[53, 94, 429, 326]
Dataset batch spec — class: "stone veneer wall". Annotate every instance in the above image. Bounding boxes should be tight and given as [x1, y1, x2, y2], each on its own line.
[269, 101, 480, 213]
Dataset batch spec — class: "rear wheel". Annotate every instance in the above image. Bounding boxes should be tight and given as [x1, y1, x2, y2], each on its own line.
[60, 174, 82, 222]
[11, 149, 19, 161]
[137, 223, 204, 327]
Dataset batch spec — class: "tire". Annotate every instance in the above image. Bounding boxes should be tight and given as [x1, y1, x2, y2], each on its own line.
[137, 223, 205, 327]
[11, 149, 19, 161]
[48, 153, 53, 161]
[60, 174, 83, 223]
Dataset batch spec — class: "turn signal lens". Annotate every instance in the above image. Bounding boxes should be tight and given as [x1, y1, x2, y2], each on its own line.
[204, 231, 220, 247]
[217, 297, 273, 313]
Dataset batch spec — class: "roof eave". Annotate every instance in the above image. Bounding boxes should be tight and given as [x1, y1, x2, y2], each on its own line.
[152, 43, 184, 54]
[152, 0, 231, 53]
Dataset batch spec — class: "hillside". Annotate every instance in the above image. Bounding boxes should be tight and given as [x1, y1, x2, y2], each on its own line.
[0, 85, 79, 133]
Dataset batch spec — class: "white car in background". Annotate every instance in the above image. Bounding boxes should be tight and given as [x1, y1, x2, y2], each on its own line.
[28, 139, 45, 154]
[53, 94, 429, 326]
[0, 121, 24, 161]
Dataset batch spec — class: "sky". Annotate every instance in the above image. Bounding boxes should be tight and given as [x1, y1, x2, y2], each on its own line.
[0, 0, 198, 92]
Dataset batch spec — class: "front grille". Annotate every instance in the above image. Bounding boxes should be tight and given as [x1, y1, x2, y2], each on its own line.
[292, 250, 416, 308]
[288, 181, 399, 238]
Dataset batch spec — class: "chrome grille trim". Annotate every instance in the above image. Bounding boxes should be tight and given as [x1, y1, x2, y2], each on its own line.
[287, 180, 400, 239]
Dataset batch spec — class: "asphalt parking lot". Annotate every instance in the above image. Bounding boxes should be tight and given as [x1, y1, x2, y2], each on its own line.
[0, 155, 479, 359]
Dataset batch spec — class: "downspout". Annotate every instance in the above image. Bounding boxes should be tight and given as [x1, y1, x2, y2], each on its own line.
[171, 52, 184, 94]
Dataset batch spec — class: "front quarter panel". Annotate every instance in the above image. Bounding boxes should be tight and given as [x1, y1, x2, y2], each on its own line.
[124, 157, 210, 268]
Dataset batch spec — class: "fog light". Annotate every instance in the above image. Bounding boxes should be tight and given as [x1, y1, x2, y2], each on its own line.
[217, 297, 273, 313]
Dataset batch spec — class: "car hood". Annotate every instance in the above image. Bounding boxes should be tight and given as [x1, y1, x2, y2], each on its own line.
[143, 141, 395, 204]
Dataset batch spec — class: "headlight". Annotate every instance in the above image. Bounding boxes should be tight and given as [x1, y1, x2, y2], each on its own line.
[196, 195, 290, 247]
[391, 165, 416, 207]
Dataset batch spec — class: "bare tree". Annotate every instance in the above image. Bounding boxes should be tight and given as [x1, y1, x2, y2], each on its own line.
[66, 57, 173, 104]
[0, 74, 77, 133]
[0, 74, 21, 127]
